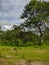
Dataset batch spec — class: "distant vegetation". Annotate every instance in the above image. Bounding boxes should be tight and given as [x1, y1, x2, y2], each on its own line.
[0, 24, 49, 46]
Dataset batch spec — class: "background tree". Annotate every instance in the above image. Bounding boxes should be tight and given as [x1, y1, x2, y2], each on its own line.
[21, 0, 49, 45]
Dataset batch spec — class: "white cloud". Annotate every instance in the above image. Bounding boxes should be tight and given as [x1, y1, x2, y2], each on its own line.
[0, 0, 30, 18]
[0, 0, 30, 29]
[0, 20, 12, 30]
[1, 25, 13, 31]
[0, 20, 11, 25]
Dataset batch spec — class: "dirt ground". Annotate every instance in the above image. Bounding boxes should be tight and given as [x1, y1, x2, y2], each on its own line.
[16, 60, 49, 65]
[0, 59, 49, 65]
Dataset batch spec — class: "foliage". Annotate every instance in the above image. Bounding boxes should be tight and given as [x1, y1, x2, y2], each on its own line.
[21, 0, 49, 45]
[0, 24, 49, 46]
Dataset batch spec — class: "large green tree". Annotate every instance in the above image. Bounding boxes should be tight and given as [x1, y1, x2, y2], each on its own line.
[21, 0, 49, 45]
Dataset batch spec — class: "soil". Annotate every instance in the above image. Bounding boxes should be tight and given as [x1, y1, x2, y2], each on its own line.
[0, 59, 49, 65]
[16, 60, 49, 65]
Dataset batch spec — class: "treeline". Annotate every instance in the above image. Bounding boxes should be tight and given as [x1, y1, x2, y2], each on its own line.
[0, 25, 49, 46]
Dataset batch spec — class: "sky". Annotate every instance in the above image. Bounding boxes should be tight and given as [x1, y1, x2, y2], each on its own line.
[0, 0, 49, 30]
[0, 0, 30, 26]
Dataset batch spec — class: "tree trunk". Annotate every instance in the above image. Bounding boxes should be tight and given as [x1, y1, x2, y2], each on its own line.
[38, 27, 43, 46]
[39, 33, 43, 45]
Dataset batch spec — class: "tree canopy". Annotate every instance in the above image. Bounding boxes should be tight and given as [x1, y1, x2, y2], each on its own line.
[21, 0, 49, 45]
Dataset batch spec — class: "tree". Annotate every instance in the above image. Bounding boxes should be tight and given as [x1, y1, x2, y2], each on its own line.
[13, 24, 21, 32]
[0, 26, 1, 29]
[21, 0, 49, 45]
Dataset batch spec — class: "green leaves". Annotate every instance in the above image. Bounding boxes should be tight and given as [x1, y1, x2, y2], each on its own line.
[21, 0, 49, 28]
[21, 0, 49, 45]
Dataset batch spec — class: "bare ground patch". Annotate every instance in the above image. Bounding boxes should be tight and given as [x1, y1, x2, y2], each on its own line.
[16, 60, 49, 65]
[0, 58, 49, 65]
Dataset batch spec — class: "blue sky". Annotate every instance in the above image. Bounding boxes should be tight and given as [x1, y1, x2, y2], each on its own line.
[0, 0, 49, 27]
[0, 0, 30, 26]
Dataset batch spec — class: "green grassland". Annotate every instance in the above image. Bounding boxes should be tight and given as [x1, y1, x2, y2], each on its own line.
[0, 45, 49, 65]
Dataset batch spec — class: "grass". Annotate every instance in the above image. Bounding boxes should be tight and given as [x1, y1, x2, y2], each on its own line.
[0, 45, 49, 65]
